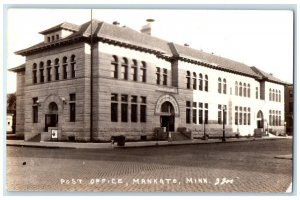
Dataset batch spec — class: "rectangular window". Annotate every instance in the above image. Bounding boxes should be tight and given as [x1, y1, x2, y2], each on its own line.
[132, 66, 137, 81]
[121, 95, 128, 122]
[140, 96, 147, 122]
[235, 106, 238, 125]
[156, 67, 160, 85]
[131, 95, 138, 122]
[121, 65, 128, 80]
[63, 64, 67, 79]
[192, 102, 197, 124]
[33, 71, 37, 83]
[243, 107, 247, 125]
[256, 87, 258, 99]
[40, 69, 44, 83]
[71, 63, 76, 78]
[55, 66, 59, 80]
[248, 108, 251, 125]
[163, 68, 167, 85]
[239, 107, 243, 125]
[140, 64, 146, 83]
[47, 67, 51, 81]
[204, 103, 208, 124]
[69, 94, 76, 122]
[198, 103, 203, 124]
[32, 98, 38, 123]
[186, 101, 191, 124]
[218, 104, 222, 124]
[111, 93, 118, 122]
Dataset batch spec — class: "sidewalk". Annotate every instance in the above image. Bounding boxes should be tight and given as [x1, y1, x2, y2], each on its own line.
[6, 135, 292, 149]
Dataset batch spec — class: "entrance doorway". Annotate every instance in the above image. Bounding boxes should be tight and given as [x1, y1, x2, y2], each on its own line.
[45, 102, 58, 131]
[257, 110, 264, 129]
[160, 101, 175, 132]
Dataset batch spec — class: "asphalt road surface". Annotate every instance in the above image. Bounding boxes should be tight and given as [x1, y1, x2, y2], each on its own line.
[6, 138, 293, 193]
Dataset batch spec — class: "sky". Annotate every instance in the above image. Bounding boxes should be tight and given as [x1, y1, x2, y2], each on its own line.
[6, 8, 294, 93]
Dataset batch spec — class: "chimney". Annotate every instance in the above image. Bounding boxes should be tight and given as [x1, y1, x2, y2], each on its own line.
[141, 19, 154, 35]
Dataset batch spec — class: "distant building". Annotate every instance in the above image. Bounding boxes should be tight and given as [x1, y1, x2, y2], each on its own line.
[10, 20, 289, 142]
[284, 84, 293, 135]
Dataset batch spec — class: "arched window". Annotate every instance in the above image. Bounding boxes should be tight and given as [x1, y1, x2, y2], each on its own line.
[32, 63, 37, 84]
[275, 90, 278, 102]
[63, 56, 68, 79]
[46, 60, 52, 82]
[121, 57, 128, 80]
[235, 81, 238, 96]
[272, 89, 275, 101]
[39, 62, 44, 83]
[192, 72, 197, 90]
[131, 59, 138, 81]
[279, 90, 281, 102]
[70, 55, 76, 78]
[269, 88, 272, 101]
[54, 58, 59, 80]
[243, 83, 246, 97]
[186, 71, 191, 89]
[140, 61, 146, 82]
[204, 75, 208, 91]
[111, 55, 118, 78]
[239, 82, 242, 96]
[218, 77, 222, 93]
[223, 78, 227, 94]
[199, 73, 203, 91]
[247, 84, 250, 97]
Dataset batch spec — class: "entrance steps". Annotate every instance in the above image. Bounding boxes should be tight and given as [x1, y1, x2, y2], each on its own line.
[171, 132, 191, 141]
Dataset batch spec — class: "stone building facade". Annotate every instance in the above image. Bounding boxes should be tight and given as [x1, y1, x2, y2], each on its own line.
[10, 20, 288, 142]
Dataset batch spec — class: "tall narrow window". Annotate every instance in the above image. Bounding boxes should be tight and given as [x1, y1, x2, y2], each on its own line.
[272, 89, 275, 101]
[199, 73, 203, 91]
[63, 57, 68, 79]
[111, 93, 118, 122]
[69, 93, 76, 122]
[218, 78, 222, 93]
[279, 91, 281, 102]
[269, 89, 272, 101]
[247, 84, 250, 97]
[70, 55, 76, 78]
[269, 110, 272, 126]
[111, 55, 118, 78]
[198, 103, 203, 124]
[39, 62, 44, 83]
[279, 111, 281, 126]
[204, 103, 208, 124]
[248, 108, 251, 125]
[32, 97, 38, 123]
[156, 67, 161, 85]
[140, 96, 147, 122]
[54, 58, 59, 80]
[47, 60, 52, 82]
[218, 104, 222, 124]
[131, 59, 138, 81]
[239, 82, 242, 96]
[243, 83, 246, 97]
[186, 71, 191, 89]
[235, 106, 238, 125]
[192, 72, 196, 89]
[32, 63, 37, 84]
[121, 58, 128, 80]
[275, 111, 278, 126]
[275, 90, 278, 102]
[186, 101, 191, 124]
[121, 94, 128, 122]
[223, 79, 227, 94]
[163, 68, 168, 86]
[131, 95, 138, 122]
[273, 110, 275, 126]
[243, 107, 247, 125]
[235, 81, 238, 96]
[204, 75, 208, 92]
[192, 102, 197, 124]
[140, 61, 146, 82]
[256, 87, 258, 99]
[239, 107, 243, 125]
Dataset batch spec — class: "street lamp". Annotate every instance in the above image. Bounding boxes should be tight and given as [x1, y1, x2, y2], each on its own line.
[222, 106, 226, 142]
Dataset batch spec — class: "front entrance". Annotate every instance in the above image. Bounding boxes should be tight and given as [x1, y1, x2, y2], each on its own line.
[160, 101, 175, 132]
[45, 102, 59, 131]
[257, 110, 264, 129]
[45, 114, 58, 131]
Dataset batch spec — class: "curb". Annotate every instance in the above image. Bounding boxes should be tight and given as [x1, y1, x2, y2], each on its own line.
[6, 137, 291, 149]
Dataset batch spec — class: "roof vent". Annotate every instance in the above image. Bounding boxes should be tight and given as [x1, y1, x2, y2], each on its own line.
[112, 21, 120, 25]
[184, 43, 189, 47]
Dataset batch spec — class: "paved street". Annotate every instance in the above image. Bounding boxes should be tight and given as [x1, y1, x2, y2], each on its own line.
[6, 139, 292, 193]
